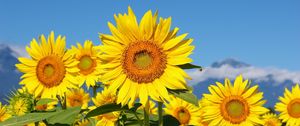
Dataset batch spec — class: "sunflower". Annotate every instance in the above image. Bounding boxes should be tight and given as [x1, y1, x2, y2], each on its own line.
[275, 84, 300, 126]
[99, 6, 193, 106]
[0, 102, 11, 122]
[164, 96, 202, 125]
[92, 88, 119, 126]
[15, 31, 79, 98]
[69, 40, 101, 88]
[202, 75, 269, 126]
[261, 113, 282, 126]
[8, 89, 34, 116]
[66, 88, 90, 109]
[197, 99, 209, 126]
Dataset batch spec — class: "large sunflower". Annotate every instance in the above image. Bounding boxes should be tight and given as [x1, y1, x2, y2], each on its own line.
[164, 96, 202, 125]
[69, 40, 101, 88]
[275, 84, 300, 126]
[261, 113, 282, 126]
[202, 75, 269, 126]
[99, 6, 194, 106]
[0, 102, 11, 122]
[16, 32, 79, 98]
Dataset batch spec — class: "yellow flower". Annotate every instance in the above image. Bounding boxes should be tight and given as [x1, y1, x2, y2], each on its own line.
[202, 75, 269, 126]
[164, 96, 202, 125]
[138, 100, 158, 115]
[0, 102, 11, 122]
[66, 88, 90, 109]
[197, 99, 209, 126]
[275, 84, 300, 126]
[9, 98, 32, 116]
[69, 40, 101, 88]
[92, 88, 119, 126]
[100, 6, 194, 106]
[8, 89, 33, 116]
[261, 113, 282, 126]
[15, 31, 79, 98]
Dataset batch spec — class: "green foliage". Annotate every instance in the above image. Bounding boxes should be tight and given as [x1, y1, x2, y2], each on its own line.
[0, 106, 81, 126]
[0, 112, 55, 126]
[168, 88, 199, 106]
[86, 103, 142, 118]
[46, 106, 81, 125]
[178, 63, 202, 70]
[36, 98, 57, 106]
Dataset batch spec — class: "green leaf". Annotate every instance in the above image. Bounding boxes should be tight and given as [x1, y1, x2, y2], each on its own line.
[46, 106, 81, 125]
[178, 63, 202, 70]
[168, 89, 199, 106]
[0, 112, 56, 126]
[85, 103, 127, 118]
[163, 115, 180, 126]
[36, 98, 56, 106]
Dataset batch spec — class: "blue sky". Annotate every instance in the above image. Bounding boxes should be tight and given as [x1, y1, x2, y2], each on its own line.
[0, 0, 299, 70]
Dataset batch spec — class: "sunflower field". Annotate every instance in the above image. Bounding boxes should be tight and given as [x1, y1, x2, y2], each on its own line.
[0, 6, 299, 126]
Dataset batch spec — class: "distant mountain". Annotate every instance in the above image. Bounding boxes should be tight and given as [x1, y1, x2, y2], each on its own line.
[0, 44, 21, 103]
[211, 58, 250, 68]
[188, 58, 300, 107]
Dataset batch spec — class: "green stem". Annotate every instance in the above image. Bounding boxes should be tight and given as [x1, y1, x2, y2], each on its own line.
[144, 101, 150, 126]
[93, 86, 97, 97]
[158, 102, 163, 126]
[63, 92, 67, 109]
[144, 109, 150, 126]
[133, 112, 143, 126]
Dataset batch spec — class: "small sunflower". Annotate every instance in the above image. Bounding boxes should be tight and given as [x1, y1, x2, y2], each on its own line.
[92, 88, 119, 126]
[16, 31, 79, 98]
[261, 113, 282, 126]
[69, 40, 101, 88]
[7, 89, 34, 116]
[275, 84, 300, 126]
[164, 96, 202, 125]
[66, 88, 90, 109]
[100, 6, 194, 106]
[0, 102, 11, 122]
[202, 75, 269, 126]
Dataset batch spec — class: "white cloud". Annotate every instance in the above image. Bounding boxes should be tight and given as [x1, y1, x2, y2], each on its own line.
[9, 45, 28, 58]
[187, 64, 300, 86]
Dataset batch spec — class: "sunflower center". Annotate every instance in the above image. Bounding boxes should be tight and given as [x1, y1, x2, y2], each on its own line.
[265, 119, 277, 126]
[174, 107, 191, 124]
[35, 104, 48, 111]
[78, 55, 96, 75]
[36, 55, 66, 88]
[122, 41, 167, 83]
[44, 65, 55, 77]
[69, 95, 83, 107]
[134, 51, 152, 69]
[288, 98, 300, 118]
[221, 96, 249, 124]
